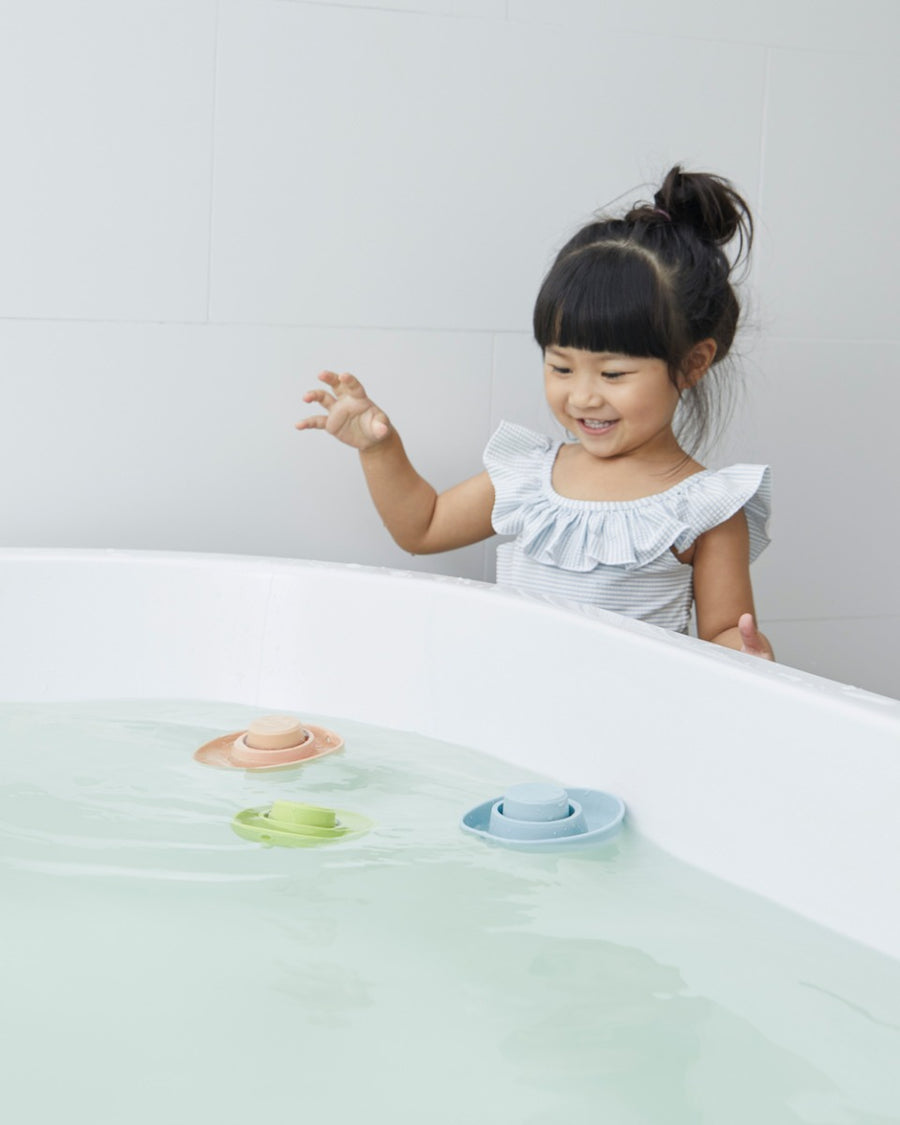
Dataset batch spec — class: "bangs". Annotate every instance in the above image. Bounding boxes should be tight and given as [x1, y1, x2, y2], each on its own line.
[533, 243, 676, 362]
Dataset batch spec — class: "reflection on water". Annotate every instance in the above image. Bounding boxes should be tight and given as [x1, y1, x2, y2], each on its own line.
[2, 700, 900, 1124]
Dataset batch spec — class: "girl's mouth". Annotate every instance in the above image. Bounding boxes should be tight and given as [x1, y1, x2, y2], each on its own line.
[578, 418, 618, 434]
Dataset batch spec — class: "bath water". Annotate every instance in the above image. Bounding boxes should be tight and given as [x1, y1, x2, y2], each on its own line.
[2, 700, 899, 1125]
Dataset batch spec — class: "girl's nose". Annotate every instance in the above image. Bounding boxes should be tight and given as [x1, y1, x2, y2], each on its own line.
[568, 375, 605, 409]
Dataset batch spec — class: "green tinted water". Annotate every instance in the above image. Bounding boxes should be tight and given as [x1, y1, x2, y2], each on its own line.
[2, 701, 899, 1124]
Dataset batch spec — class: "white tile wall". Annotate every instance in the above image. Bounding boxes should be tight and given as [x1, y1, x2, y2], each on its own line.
[0, 0, 217, 321]
[758, 49, 900, 339]
[273, 0, 457, 14]
[275, 0, 509, 14]
[716, 338, 900, 621]
[0, 0, 897, 695]
[490, 331, 556, 436]
[449, 0, 507, 17]
[509, 0, 896, 52]
[0, 320, 492, 579]
[210, 0, 764, 330]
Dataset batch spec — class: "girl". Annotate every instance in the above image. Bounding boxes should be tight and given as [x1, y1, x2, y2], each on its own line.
[297, 167, 773, 659]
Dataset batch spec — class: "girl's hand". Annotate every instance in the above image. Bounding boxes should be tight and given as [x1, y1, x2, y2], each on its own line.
[296, 371, 392, 451]
[738, 613, 774, 661]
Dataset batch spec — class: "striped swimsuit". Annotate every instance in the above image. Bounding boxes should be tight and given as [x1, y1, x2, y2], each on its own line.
[484, 422, 771, 633]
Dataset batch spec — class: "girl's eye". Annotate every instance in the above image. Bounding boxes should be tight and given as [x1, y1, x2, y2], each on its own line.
[602, 371, 627, 380]
[548, 365, 571, 375]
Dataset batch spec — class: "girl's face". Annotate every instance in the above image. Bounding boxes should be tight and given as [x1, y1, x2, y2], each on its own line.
[543, 345, 683, 461]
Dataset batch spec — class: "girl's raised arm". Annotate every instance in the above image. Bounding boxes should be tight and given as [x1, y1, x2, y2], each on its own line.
[297, 371, 496, 556]
[691, 510, 774, 659]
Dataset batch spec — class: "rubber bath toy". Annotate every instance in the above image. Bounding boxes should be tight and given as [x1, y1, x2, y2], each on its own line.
[232, 800, 373, 848]
[194, 714, 343, 770]
[460, 782, 625, 850]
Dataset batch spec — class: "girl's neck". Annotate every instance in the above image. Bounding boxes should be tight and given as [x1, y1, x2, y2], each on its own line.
[552, 439, 704, 503]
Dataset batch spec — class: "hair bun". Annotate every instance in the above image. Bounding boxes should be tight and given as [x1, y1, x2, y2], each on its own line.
[652, 165, 753, 260]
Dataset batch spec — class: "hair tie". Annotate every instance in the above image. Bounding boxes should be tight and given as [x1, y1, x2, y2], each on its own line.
[652, 207, 671, 221]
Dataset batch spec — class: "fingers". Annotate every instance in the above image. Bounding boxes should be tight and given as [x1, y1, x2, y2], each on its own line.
[297, 370, 387, 446]
[738, 612, 761, 649]
[738, 612, 773, 661]
[294, 414, 329, 431]
[317, 370, 367, 397]
[298, 372, 367, 420]
[302, 387, 337, 409]
[296, 386, 335, 430]
[298, 371, 357, 427]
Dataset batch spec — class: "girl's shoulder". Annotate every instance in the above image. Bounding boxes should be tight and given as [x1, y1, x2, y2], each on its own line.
[674, 463, 772, 562]
[483, 420, 559, 467]
[482, 420, 562, 504]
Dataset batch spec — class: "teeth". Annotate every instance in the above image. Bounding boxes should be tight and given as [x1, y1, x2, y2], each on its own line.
[583, 419, 613, 428]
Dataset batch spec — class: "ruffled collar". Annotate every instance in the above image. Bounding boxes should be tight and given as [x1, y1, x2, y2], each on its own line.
[485, 423, 771, 573]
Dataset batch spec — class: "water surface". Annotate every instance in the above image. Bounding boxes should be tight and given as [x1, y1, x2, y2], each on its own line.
[2, 700, 899, 1124]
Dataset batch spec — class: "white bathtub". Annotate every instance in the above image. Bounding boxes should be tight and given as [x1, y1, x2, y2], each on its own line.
[3, 547, 899, 962]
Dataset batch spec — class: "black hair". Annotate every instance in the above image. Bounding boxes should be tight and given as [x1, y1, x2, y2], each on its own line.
[533, 166, 753, 455]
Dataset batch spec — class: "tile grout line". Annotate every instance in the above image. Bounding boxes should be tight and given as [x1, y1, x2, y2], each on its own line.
[754, 45, 773, 292]
[204, 0, 222, 325]
[483, 331, 499, 583]
[0, 316, 898, 347]
[765, 614, 900, 625]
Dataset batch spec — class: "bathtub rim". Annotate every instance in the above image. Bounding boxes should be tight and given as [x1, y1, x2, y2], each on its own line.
[4, 546, 900, 961]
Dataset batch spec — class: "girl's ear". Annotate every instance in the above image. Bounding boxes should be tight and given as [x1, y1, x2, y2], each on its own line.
[678, 339, 717, 389]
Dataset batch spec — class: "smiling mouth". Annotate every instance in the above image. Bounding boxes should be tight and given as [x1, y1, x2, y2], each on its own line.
[579, 418, 617, 432]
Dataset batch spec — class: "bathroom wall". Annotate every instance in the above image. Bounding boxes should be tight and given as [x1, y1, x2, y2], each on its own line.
[1, 0, 897, 695]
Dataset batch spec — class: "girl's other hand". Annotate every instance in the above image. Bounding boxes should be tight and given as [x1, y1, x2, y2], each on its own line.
[296, 371, 392, 451]
[738, 613, 774, 661]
